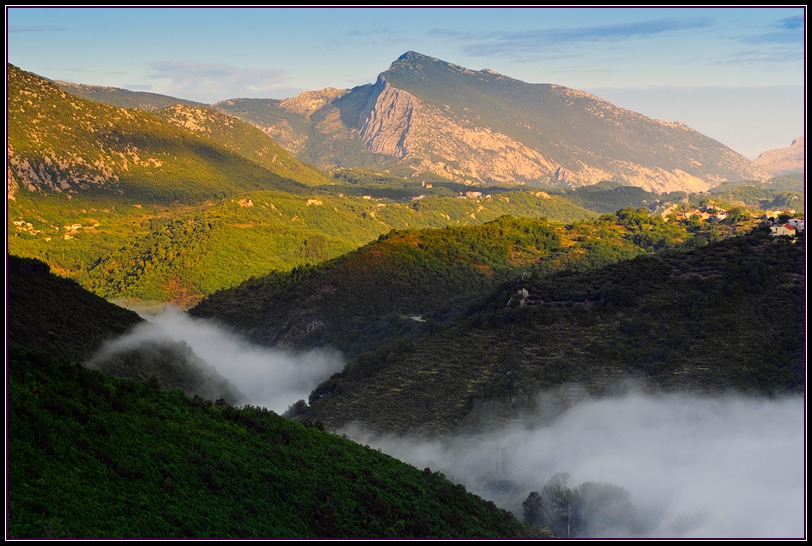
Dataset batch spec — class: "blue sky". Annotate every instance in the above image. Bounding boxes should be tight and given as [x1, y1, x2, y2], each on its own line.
[6, 6, 806, 159]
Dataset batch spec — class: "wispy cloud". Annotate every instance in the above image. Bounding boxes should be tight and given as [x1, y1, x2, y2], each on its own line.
[9, 25, 67, 33]
[777, 14, 803, 30]
[464, 18, 712, 56]
[717, 46, 803, 66]
[742, 15, 804, 45]
[146, 59, 290, 101]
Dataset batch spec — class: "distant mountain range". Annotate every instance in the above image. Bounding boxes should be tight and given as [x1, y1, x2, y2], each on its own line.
[753, 136, 805, 176]
[51, 52, 778, 193]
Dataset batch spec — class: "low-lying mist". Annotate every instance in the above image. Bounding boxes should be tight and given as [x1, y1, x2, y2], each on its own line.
[341, 389, 805, 538]
[89, 308, 345, 413]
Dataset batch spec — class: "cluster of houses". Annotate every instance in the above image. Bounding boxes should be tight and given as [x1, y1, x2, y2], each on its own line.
[661, 202, 804, 238]
[664, 204, 732, 223]
[768, 217, 804, 237]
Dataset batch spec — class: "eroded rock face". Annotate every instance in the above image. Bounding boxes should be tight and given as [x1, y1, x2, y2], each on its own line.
[753, 136, 805, 176]
[356, 76, 556, 184]
[279, 88, 348, 119]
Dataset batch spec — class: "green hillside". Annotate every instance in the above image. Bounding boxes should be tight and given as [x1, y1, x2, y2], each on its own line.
[707, 180, 804, 214]
[6, 254, 539, 538]
[7, 254, 242, 402]
[296, 230, 804, 433]
[67, 189, 592, 307]
[191, 208, 702, 358]
[154, 104, 333, 187]
[555, 181, 682, 214]
[7, 64, 315, 204]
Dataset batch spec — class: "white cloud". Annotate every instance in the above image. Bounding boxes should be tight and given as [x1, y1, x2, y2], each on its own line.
[91, 308, 345, 413]
[146, 59, 291, 102]
[342, 389, 805, 538]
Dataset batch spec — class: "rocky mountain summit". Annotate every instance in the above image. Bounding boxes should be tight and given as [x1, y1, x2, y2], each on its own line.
[753, 135, 804, 176]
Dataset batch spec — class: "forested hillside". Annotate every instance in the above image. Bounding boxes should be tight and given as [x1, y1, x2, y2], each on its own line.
[296, 230, 804, 433]
[8, 345, 539, 538]
[191, 208, 698, 357]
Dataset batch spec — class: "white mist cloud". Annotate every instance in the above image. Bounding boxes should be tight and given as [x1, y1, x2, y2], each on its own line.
[92, 308, 345, 413]
[342, 389, 805, 539]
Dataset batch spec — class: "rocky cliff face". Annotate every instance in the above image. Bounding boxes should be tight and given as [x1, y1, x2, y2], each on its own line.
[753, 136, 805, 176]
[355, 76, 558, 184]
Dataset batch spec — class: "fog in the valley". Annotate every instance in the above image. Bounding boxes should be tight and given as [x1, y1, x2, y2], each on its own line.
[89, 308, 345, 413]
[341, 389, 805, 538]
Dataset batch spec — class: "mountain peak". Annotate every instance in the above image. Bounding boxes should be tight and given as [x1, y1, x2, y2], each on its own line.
[390, 50, 441, 70]
[395, 50, 428, 62]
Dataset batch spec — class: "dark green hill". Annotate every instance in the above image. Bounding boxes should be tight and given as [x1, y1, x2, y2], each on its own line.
[6, 256, 538, 537]
[191, 209, 697, 358]
[708, 180, 804, 214]
[296, 230, 804, 434]
[7, 345, 539, 538]
[7, 254, 141, 363]
[7, 254, 241, 402]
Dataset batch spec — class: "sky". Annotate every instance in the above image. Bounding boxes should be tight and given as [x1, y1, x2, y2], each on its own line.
[6, 6, 806, 159]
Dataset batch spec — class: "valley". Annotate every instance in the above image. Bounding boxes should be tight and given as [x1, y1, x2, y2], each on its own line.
[5, 49, 805, 539]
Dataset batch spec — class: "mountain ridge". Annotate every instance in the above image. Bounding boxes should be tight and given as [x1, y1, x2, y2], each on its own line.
[217, 51, 769, 192]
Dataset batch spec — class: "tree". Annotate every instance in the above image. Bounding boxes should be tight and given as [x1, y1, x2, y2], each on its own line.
[523, 474, 637, 537]
[575, 481, 636, 537]
[523, 472, 578, 537]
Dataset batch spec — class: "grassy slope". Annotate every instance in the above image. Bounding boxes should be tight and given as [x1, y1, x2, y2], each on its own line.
[7, 64, 313, 203]
[54, 81, 207, 111]
[70, 189, 593, 307]
[154, 104, 333, 187]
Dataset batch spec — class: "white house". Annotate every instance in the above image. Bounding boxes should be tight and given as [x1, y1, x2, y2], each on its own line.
[770, 224, 797, 237]
[788, 218, 805, 232]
